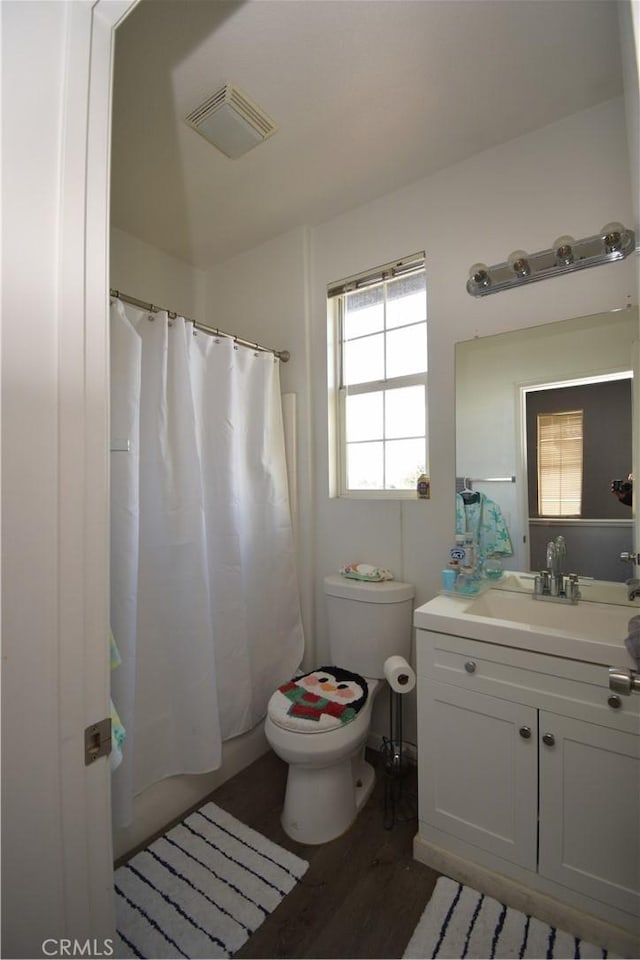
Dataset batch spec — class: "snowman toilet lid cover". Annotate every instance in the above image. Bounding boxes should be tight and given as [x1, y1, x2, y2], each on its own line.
[268, 666, 369, 733]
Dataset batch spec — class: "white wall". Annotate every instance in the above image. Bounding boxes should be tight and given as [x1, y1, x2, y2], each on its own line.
[620, 1, 640, 238]
[110, 225, 207, 318]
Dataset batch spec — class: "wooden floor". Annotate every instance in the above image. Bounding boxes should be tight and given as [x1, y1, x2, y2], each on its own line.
[206, 748, 439, 959]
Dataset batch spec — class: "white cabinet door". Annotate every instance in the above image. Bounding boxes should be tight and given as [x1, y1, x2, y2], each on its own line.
[539, 710, 640, 919]
[418, 678, 538, 869]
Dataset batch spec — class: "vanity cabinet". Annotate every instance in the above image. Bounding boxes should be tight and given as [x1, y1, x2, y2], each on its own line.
[415, 628, 640, 941]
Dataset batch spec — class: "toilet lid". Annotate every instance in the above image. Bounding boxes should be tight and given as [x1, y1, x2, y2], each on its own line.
[268, 666, 369, 733]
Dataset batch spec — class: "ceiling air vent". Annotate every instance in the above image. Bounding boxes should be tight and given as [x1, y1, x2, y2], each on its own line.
[185, 82, 278, 159]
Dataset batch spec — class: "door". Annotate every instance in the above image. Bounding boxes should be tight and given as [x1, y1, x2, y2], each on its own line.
[2, 2, 136, 956]
[418, 679, 538, 869]
[539, 710, 640, 920]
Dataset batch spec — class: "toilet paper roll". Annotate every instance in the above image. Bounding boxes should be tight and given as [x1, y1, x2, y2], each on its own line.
[383, 655, 416, 694]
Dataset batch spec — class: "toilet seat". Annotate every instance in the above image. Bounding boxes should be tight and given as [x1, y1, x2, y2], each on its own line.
[268, 665, 369, 734]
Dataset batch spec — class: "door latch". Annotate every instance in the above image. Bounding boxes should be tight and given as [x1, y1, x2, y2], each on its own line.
[84, 718, 112, 765]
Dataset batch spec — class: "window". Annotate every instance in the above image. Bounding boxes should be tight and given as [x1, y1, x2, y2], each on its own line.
[537, 410, 583, 516]
[328, 255, 428, 496]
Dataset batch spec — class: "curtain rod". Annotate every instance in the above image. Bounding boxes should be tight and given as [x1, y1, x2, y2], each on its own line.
[110, 289, 290, 362]
[464, 476, 516, 484]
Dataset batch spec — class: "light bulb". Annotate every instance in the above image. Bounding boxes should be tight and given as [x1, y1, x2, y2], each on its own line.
[507, 250, 531, 278]
[553, 235, 575, 265]
[469, 262, 491, 288]
[601, 222, 625, 252]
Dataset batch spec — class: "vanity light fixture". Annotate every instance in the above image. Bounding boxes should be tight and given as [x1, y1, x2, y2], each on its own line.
[466, 223, 635, 297]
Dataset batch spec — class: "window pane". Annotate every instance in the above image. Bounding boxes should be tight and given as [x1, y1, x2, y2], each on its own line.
[386, 324, 427, 378]
[344, 333, 384, 385]
[344, 287, 384, 340]
[386, 273, 426, 329]
[537, 411, 583, 516]
[347, 441, 383, 489]
[332, 256, 428, 496]
[346, 392, 383, 442]
[385, 438, 426, 490]
[385, 385, 425, 439]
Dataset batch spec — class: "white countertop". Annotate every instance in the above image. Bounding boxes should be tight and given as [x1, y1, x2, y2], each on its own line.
[414, 577, 638, 668]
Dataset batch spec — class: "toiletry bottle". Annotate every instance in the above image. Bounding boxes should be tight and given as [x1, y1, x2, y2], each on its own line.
[462, 532, 476, 576]
[417, 474, 430, 499]
[449, 534, 465, 572]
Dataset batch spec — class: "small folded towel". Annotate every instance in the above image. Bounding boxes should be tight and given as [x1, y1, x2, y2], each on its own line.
[625, 615, 640, 669]
[340, 562, 394, 582]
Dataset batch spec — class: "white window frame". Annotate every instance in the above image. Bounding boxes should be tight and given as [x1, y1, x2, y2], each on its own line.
[328, 254, 428, 499]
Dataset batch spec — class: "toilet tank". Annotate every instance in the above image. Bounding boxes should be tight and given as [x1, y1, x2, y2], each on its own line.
[323, 574, 415, 678]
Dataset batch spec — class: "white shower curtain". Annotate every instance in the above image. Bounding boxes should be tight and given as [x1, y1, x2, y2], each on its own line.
[110, 300, 304, 826]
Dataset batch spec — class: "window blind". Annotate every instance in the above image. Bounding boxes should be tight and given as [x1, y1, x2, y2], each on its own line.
[537, 410, 583, 516]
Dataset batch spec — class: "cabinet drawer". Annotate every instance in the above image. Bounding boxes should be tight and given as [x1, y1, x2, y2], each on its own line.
[417, 629, 640, 734]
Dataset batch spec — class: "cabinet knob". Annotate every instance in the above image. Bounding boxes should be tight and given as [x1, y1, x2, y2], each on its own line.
[607, 694, 622, 710]
[464, 660, 477, 674]
[519, 726, 531, 739]
[542, 732, 555, 746]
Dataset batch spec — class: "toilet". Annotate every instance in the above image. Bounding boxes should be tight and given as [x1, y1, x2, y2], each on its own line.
[265, 573, 414, 844]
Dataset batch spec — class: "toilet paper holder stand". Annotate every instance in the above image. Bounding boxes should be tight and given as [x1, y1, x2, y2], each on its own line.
[381, 688, 413, 830]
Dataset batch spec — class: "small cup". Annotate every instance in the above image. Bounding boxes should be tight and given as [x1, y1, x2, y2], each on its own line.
[484, 557, 503, 580]
[441, 568, 457, 591]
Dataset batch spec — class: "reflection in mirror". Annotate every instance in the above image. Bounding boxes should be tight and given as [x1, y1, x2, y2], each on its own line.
[456, 308, 637, 582]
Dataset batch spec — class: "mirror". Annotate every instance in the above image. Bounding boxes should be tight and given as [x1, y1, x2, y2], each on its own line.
[455, 307, 637, 583]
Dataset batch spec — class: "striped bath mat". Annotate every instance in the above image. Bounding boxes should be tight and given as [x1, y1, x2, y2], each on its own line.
[403, 877, 621, 959]
[115, 801, 308, 958]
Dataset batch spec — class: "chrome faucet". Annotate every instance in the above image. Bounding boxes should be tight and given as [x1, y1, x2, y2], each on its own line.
[546, 539, 557, 573]
[544, 535, 567, 593]
[536, 536, 578, 603]
[546, 535, 567, 574]
[627, 578, 640, 601]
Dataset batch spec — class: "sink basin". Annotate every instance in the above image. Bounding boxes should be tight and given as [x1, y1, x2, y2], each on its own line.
[465, 589, 633, 644]
[413, 575, 638, 666]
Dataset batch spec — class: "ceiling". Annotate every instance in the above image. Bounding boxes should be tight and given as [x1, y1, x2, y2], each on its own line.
[111, 0, 624, 271]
